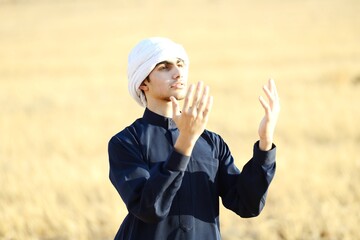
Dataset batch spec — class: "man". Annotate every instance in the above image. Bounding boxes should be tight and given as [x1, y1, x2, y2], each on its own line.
[108, 37, 280, 239]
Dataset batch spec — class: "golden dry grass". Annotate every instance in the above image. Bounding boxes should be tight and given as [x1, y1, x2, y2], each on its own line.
[1, 0, 360, 239]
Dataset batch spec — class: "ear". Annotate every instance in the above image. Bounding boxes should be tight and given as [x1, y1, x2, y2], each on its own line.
[139, 83, 149, 92]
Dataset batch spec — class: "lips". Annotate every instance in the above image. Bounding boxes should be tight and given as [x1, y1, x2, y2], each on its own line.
[171, 82, 185, 89]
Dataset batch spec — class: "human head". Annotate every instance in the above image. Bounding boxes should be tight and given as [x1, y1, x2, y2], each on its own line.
[127, 37, 189, 107]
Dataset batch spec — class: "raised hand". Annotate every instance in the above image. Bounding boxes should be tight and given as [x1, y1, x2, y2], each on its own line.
[170, 81, 213, 156]
[258, 79, 281, 151]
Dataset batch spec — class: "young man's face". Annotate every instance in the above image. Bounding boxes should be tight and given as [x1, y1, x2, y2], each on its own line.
[141, 58, 187, 103]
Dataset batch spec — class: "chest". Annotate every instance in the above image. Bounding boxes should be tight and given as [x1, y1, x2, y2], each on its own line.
[139, 128, 219, 180]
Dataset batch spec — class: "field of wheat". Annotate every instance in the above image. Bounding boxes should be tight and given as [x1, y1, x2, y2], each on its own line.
[1, 0, 359, 239]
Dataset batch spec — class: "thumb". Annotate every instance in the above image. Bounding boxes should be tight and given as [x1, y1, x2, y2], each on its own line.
[170, 96, 180, 118]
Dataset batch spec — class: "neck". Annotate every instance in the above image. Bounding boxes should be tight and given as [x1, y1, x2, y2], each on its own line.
[146, 99, 174, 118]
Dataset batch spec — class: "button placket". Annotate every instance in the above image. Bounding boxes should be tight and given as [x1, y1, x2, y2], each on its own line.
[168, 126, 194, 232]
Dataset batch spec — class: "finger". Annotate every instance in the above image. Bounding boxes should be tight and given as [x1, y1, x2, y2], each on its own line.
[269, 79, 281, 113]
[183, 84, 195, 112]
[192, 81, 204, 110]
[259, 95, 270, 115]
[263, 84, 274, 105]
[268, 78, 273, 93]
[203, 95, 213, 120]
[270, 79, 279, 99]
[197, 85, 209, 115]
[170, 96, 180, 117]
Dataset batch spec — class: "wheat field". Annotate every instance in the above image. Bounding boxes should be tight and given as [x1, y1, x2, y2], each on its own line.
[1, 0, 360, 239]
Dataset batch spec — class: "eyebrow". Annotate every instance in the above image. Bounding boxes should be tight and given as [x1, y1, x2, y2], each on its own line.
[155, 58, 184, 67]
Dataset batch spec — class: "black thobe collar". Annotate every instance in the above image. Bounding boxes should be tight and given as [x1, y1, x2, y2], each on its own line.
[143, 108, 177, 130]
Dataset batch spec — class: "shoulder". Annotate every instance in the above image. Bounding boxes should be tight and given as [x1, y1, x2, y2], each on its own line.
[200, 129, 224, 153]
[201, 129, 231, 159]
[109, 118, 145, 146]
[108, 119, 148, 164]
[202, 129, 224, 145]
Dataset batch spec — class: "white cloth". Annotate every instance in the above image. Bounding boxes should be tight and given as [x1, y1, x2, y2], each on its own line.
[127, 37, 189, 107]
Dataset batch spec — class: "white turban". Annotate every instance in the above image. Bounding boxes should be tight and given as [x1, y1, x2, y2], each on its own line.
[127, 37, 189, 107]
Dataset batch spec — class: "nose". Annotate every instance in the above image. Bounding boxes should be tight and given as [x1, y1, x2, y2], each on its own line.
[172, 65, 182, 80]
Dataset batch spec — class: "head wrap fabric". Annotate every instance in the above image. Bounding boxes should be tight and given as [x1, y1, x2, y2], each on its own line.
[127, 37, 189, 107]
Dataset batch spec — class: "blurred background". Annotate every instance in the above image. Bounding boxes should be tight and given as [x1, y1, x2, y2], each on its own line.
[1, 0, 359, 239]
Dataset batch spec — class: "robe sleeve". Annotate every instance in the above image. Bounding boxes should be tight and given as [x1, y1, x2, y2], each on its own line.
[108, 131, 190, 223]
[218, 138, 276, 217]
